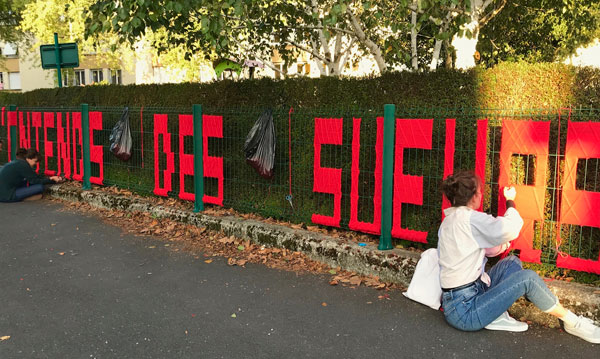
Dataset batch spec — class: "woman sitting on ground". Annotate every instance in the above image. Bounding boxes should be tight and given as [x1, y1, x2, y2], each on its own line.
[0, 148, 64, 202]
[439, 170, 599, 343]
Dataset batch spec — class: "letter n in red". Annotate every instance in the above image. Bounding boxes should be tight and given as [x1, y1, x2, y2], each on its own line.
[312, 118, 343, 227]
[203, 115, 224, 206]
[44, 112, 57, 176]
[348, 117, 382, 234]
[153, 114, 174, 197]
[391, 119, 433, 243]
[57, 113, 71, 179]
[178, 114, 194, 201]
[557, 121, 600, 274]
[498, 120, 549, 264]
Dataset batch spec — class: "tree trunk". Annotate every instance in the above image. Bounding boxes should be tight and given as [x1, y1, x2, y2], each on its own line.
[410, 0, 419, 71]
[444, 40, 453, 69]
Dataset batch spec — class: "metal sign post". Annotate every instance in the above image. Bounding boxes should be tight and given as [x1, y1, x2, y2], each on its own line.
[40, 33, 79, 88]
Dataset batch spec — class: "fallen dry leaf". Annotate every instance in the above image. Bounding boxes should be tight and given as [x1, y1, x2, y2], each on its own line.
[204, 259, 213, 264]
[321, 302, 327, 307]
[0, 336, 10, 341]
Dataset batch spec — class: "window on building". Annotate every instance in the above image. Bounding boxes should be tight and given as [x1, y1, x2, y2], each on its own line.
[91, 69, 104, 83]
[274, 63, 285, 80]
[110, 69, 122, 85]
[8, 72, 21, 90]
[297, 63, 310, 75]
[62, 72, 70, 87]
[75, 70, 85, 86]
[0, 72, 4, 90]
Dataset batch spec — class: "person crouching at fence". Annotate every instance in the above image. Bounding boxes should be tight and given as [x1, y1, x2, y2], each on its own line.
[438, 170, 600, 343]
[0, 148, 64, 202]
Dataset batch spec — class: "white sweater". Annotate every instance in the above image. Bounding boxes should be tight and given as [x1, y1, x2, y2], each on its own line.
[438, 206, 524, 289]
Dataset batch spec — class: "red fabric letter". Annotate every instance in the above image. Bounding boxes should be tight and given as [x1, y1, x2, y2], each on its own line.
[202, 115, 224, 206]
[153, 114, 175, 197]
[442, 119, 488, 218]
[89, 112, 104, 185]
[442, 119, 456, 218]
[43, 112, 57, 176]
[71, 112, 83, 182]
[498, 120, 549, 264]
[7, 111, 17, 161]
[312, 118, 343, 227]
[31, 112, 42, 173]
[18, 111, 31, 149]
[178, 114, 195, 201]
[348, 117, 382, 235]
[57, 112, 71, 179]
[391, 119, 433, 243]
[557, 121, 600, 274]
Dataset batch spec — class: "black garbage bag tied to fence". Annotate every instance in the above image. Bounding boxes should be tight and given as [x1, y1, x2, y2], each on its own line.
[109, 107, 133, 161]
[244, 109, 276, 179]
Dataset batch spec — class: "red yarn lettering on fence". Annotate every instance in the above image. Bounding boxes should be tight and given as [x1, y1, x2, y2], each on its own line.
[57, 112, 71, 179]
[312, 118, 343, 227]
[348, 117, 383, 234]
[71, 112, 83, 182]
[475, 119, 488, 212]
[442, 119, 456, 219]
[178, 114, 194, 201]
[18, 111, 30, 149]
[498, 120, 550, 264]
[153, 114, 175, 196]
[557, 121, 600, 274]
[31, 112, 42, 173]
[391, 119, 433, 243]
[7, 111, 17, 161]
[202, 114, 224, 206]
[43, 112, 57, 176]
[89, 112, 104, 185]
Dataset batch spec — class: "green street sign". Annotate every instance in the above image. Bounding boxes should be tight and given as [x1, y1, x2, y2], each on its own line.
[40, 42, 79, 69]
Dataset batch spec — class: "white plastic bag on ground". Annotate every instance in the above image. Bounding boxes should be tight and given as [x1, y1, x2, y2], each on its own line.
[403, 248, 442, 310]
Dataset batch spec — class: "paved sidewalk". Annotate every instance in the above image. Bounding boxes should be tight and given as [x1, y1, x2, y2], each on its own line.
[1, 201, 599, 358]
[47, 184, 600, 327]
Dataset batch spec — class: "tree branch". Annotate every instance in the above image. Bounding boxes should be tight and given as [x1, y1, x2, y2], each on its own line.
[345, 6, 387, 72]
[285, 39, 329, 63]
[479, 0, 508, 27]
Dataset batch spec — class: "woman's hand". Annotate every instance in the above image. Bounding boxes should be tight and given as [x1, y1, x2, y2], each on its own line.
[503, 186, 517, 201]
[49, 176, 65, 183]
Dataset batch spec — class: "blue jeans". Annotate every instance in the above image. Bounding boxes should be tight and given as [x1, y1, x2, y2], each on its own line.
[442, 255, 558, 331]
[14, 184, 44, 201]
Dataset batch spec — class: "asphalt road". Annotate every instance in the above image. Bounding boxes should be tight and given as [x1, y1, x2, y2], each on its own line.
[0, 201, 597, 358]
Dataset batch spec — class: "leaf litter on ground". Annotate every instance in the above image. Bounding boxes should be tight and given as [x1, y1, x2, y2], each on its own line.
[51, 184, 404, 294]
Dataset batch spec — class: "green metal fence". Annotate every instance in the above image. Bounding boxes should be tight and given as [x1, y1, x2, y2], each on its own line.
[1, 104, 599, 273]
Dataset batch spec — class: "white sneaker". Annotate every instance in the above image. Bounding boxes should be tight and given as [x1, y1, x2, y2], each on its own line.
[485, 312, 528, 332]
[564, 316, 600, 344]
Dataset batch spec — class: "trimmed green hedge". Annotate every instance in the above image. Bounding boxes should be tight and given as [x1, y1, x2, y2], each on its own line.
[2, 63, 598, 109]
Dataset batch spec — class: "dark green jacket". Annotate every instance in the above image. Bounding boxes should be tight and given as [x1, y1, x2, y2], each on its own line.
[0, 160, 53, 202]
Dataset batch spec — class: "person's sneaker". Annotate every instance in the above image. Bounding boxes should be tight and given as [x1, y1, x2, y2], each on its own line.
[564, 316, 600, 344]
[485, 312, 528, 332]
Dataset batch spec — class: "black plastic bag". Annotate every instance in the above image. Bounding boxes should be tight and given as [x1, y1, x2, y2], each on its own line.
[109, 107, 132, 161]
[244, 109, 276, 179]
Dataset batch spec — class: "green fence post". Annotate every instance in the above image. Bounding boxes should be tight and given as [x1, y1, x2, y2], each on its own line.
[54, 33, 62, 88]
[379, 104, 396, 250]
[81, 103, 91, 190]
[8, 104, 17, 159]
[193, 104, 204, 212]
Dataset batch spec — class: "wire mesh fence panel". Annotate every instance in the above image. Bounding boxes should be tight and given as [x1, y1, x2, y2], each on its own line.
[1, 105, 599, 272]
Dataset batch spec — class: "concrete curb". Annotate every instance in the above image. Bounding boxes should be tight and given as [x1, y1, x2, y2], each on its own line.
[47, 184, 599, 326]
